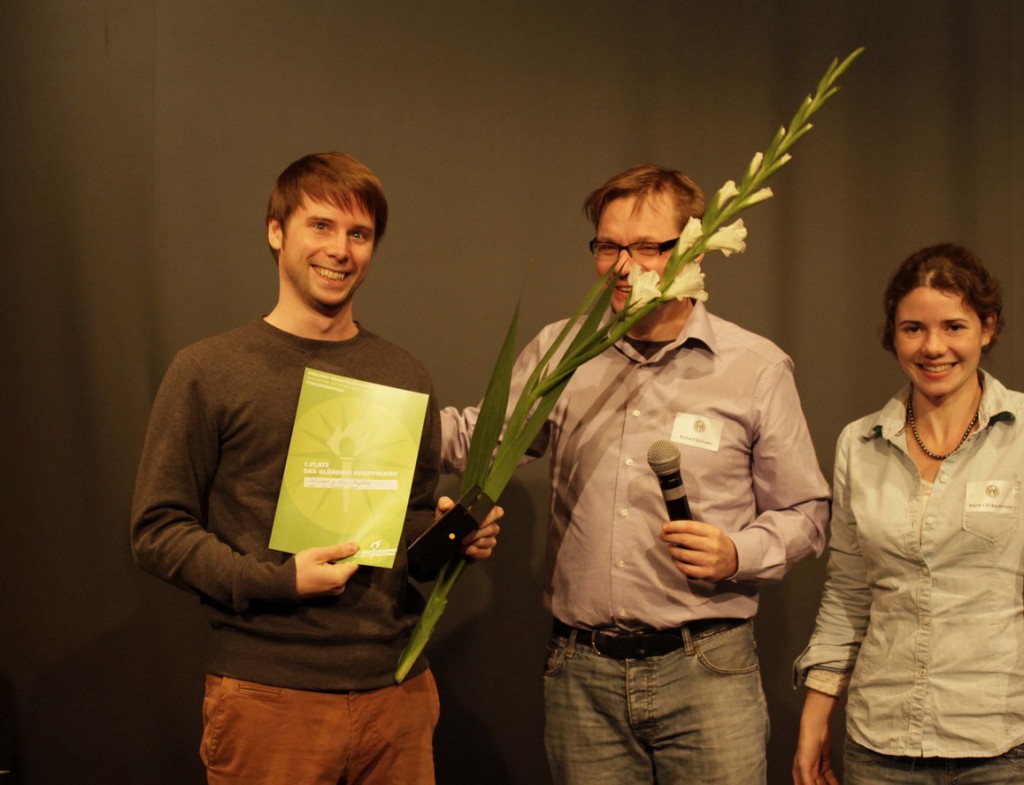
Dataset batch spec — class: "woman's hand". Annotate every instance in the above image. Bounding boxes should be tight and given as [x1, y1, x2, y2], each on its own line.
[792, 689, 840, 785]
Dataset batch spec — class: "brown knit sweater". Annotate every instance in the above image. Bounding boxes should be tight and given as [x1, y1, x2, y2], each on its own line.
[131, 318, 440, 690]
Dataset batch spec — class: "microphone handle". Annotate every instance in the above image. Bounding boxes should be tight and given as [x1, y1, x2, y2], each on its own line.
[665, 493, 692, 521]
[659, 471, 693, 520]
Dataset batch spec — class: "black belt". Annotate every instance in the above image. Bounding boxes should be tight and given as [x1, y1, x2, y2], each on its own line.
[552, 618, 745, 660]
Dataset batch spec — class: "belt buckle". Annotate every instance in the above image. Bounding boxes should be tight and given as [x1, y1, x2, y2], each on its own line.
[589, 629, 614, 657]
[591, 630, 645, 659]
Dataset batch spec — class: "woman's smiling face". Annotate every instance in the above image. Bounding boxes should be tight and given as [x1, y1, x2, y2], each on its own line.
[893, 285, 994, 405]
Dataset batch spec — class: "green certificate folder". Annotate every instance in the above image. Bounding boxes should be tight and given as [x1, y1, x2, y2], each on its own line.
[269, 368, 429, 568]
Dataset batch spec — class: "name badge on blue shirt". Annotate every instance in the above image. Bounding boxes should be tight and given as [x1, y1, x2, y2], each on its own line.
[965, 480, 1018, 514]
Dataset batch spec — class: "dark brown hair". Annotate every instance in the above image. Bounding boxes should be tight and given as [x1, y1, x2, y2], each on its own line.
[882, 243, 1003, 353]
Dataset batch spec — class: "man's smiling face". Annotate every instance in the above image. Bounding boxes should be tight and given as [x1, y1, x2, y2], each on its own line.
[268, 197, 375, 324]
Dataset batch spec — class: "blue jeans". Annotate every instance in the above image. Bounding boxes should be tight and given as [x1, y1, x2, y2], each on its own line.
[844, 739, 1024, 785]
[543, 620, 768, 785]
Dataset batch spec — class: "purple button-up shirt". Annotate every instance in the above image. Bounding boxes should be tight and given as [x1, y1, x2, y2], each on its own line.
[442, 301, 829, 629]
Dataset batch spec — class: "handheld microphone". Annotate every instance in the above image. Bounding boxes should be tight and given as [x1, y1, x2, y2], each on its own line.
[646, 440, 693, 521]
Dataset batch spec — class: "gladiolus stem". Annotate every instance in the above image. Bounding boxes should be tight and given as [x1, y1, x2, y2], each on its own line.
[394, 47, 864, 683]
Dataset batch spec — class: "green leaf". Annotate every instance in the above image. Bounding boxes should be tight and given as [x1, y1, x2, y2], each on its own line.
[560, 276, 616, 362]
[395, 556, 468, 682]
[504, 267, 615, 423]
[459, 305, 520, 495]
[482, 377, 570, 499]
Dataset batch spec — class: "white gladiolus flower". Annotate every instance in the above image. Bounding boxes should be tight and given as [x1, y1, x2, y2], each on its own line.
[715, 180, 740, 208]
[705, 219, 747, 257]
[627, 267, 663, 308]
[664, 262, 708, 302]
[745, 187, 773, 206]
[674, 216, 704, 255]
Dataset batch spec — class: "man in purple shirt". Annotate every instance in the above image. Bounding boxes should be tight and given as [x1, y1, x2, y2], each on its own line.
[442, 164, 830, 785]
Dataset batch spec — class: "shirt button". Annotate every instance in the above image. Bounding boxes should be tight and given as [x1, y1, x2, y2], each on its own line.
[918, 666, 927, 677]
[632, 409, 641, 417]
[938, 474, 948, 483]
[619, 509, 629, 517]
[925, 516, 935, 525]
[625, 458, 634, 466]
[615, 560, 626, 568]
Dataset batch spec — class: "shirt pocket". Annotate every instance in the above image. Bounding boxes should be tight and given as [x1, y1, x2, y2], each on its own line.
[962, 480, 1019, 543]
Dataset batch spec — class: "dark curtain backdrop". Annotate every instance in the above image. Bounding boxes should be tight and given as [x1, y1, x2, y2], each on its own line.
[1, 2, 1021, 783]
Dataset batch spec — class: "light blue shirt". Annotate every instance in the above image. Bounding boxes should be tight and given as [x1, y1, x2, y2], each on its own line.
[795, 370, 1024, 757]
[443, 301, 830, 630]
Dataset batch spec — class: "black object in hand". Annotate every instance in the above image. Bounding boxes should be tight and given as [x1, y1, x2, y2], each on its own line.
[407, 486, 495, 582]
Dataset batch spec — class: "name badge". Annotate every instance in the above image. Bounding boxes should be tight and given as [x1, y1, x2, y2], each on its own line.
[671, 413, 723, 453]
[965, 480, 1018, 514]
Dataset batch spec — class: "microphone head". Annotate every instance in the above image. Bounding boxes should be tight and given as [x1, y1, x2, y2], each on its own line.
[647, 440, 681, 477]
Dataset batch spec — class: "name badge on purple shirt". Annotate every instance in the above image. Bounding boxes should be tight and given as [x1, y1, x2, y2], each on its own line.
[671, 413, 723, 452]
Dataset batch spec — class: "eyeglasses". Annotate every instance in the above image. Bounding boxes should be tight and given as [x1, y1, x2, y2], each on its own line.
[589, 237, 678, 261]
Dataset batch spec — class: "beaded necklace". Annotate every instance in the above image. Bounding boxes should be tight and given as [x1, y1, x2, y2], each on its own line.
[905, 384, 979, 460]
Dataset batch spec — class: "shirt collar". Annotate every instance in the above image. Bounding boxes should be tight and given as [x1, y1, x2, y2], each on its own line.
[863, 369, 1017, 442]
[614, 300, 716, 363]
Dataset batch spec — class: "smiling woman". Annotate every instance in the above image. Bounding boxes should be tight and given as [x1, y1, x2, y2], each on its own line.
[793, 244, 1024, 785]
[894, 285, 992, 458]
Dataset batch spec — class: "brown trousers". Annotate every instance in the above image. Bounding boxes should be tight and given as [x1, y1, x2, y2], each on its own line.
[201, 670, 440, 785]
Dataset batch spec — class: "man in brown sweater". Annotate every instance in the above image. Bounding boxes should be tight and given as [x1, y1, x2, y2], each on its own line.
[131, 152, 501, 785]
